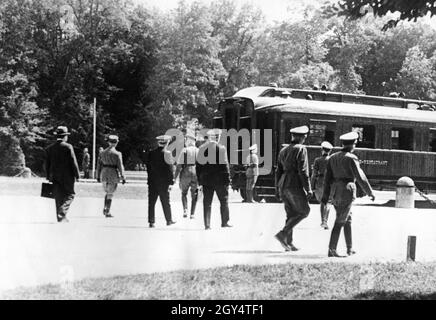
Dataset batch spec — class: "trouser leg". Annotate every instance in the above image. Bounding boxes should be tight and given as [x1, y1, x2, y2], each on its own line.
[216, 185, 230, 226]
[344, 215, 352, 250]
[148, 186, 159, 224]
[202, 186, 214, 228]
[329, 223, 343, 251]
[321, 202, 331, 224]
[281, 190, 310, 244]
[181, 183, 189, 215]
[53, 183, 63, 221]
[159, 185, 172, 223]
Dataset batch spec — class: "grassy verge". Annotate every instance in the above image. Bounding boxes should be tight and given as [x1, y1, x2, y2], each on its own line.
[2, 262, 436, 300]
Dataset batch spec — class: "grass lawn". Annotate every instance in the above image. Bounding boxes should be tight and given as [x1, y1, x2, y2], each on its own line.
[2, 262, 436, 300]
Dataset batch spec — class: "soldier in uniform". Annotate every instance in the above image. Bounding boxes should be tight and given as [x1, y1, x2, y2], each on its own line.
[96, 135, 126, 218]
[196, 128, 232, 230]
[45, 126, 80, 222]
[174, 133, 199, 219]
[82, 148, 91, 179]
[274, 126, 313, 251]
[244, 144, 259, 203]
[321, 132, 375, 257]
[146, 135, 176, 228]
[311, 141, 333, 229]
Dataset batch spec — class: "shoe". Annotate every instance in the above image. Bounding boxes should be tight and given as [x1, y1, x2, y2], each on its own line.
[288, 243, 299, 251]
[347, 249, 356, 256]
[221, 223, 233, 228]
[105, 214, 114, 218]
[167, 221, 176, 226]
[183, 211, 187, 218]
[149, 223, 155, 228]
[274, 232, 291, 251]
[321, 223, 329, 230]
[205, 226, 211, 230]
[59, 217, 69, 223]
[328, 249, 345, 258]
[190, 215, 195, 219]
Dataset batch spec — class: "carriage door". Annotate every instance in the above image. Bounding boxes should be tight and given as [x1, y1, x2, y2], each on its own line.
[308, 119, 336, 146]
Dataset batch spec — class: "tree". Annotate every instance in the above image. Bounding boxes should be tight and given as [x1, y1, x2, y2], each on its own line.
[395, 46, 436, 100]
[325, 0, 436, 30]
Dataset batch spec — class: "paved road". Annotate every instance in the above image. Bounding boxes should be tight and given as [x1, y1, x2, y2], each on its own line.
[0, 189, 435, 292]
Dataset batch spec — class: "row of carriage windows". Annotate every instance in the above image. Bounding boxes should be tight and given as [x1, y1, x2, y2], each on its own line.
[292, 120, 436, 152]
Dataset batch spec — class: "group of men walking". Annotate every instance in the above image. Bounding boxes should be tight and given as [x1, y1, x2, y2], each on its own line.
[274, 125, 375, 257]
[45, 123, 375, 257]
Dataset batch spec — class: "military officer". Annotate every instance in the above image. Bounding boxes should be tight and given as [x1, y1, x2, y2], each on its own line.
[321, 131, 375, 257]
[82, 148, 91, 179]
[274, 125, 313, 251]
[146, 135, 176, 228]
[45, 126, 80, 222]
[174, 133, 199, 219]
[311, 141, 333, 229]
[196, 128, 232, 230]
[96, 135, 126, 218]
[244, 144, 259, 203]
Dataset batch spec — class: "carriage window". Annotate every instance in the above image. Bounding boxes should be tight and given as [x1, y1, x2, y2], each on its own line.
[391, 128, 414, 150]
[308, 120, 336, 145]
[352, 125, 375, 148]
[429, 129, 436, 152]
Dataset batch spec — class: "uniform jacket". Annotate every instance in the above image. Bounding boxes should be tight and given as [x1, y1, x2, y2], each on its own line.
[196, 141, 230, 187]
[321, 150, 373, 205]
[311, 154, 329, 191]
[175, 145, 198, 181]
[145, 147, 174, 187]
[275, 142, 312, 195]
[245, 153, 259, 177]
[96, 147, 125, 184]
[82, 152, 90, 170]
[45, 140, 80, 194]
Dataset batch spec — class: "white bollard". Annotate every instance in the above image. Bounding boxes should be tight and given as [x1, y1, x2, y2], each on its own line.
[395, 176, 415, 208]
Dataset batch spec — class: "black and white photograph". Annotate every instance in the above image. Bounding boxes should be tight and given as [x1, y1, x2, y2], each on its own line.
[1, 0, 436, 304]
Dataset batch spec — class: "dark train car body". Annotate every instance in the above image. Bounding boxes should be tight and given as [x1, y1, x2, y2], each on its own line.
[213, 86, 436, 201]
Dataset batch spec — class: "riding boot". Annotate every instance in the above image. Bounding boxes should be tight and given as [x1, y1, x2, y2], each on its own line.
[105, 199, 113, 218]
[190, 191, 198, 218]
[103, 195, 108, 216]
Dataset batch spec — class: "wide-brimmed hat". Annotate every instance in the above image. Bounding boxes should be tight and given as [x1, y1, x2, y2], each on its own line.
[54, 126, 70, 136]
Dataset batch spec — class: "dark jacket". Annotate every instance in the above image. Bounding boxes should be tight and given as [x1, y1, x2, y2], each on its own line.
[45, 140, 80, 194]
[275, 142, 312, 196]
[145, 147, 174, 187]
[196, 141, 231, 187]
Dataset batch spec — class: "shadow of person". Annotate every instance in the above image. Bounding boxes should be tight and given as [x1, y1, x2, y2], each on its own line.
[355, 200, 436, 209]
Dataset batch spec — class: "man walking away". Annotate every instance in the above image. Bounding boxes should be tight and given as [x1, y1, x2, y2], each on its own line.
[175, 133, 199, 219]
[196, 129, 232, 230]
[274, 126, 313, 251]
[311, 141, 333, 229]
[96, 135, 126, 218]
[45, 126, 80, 223]
[145, 135, 176, 228]
[82, 148, 90, 179]
[322, 132, 375, 258]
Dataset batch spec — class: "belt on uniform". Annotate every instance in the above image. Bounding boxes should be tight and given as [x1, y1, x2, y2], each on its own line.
[102, 164, 118, 169]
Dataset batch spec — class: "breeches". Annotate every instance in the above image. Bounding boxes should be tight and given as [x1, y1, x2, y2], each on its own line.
[246, 175, 258, 191]
[102, 182, 118, 199]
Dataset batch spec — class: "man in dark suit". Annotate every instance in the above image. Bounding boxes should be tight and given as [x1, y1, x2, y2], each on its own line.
[45, 126, 80, 222]
[196, 129, 232, 230]
[145, 135, 176, 228]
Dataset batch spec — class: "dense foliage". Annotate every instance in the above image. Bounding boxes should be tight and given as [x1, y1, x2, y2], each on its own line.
[2, 0, 436, 174]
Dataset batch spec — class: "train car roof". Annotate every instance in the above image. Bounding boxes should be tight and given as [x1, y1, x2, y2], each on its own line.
[258, 98, 436, 124]
[231, 86, 436, 110]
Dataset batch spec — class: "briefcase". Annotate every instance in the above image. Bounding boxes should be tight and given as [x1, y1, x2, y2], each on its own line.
[41, 182, 54, 199]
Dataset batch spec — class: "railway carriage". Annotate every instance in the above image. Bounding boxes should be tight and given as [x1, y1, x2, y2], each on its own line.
[213, 86, 436, 202]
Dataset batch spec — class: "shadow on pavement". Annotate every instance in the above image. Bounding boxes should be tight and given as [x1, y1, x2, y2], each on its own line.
[214, 250, 325, 260]
[214, 250, 284, 254]
[355, 200, 436, 209]
[354, 290, 436, 300]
